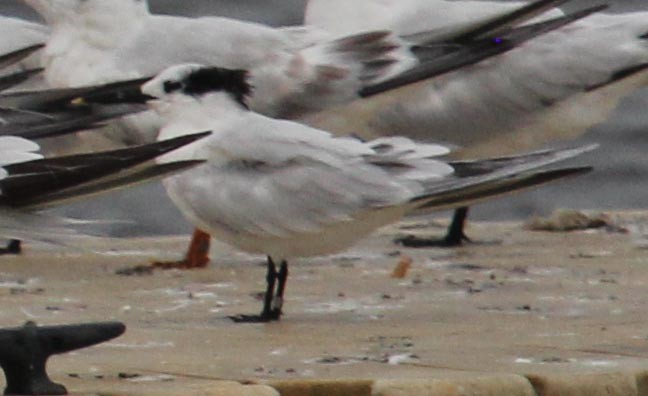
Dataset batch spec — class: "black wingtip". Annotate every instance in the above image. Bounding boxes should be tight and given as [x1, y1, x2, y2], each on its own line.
[0, 103, 149, 140]
[0, 68, 43, 92]
[153, 131, 212, 153]
[0, 43, 45, 70]
[78, 76, 156, 105]
[0, 131, 211, 208]
[412, 165, 593, 210]
[586, 62, 648, 92]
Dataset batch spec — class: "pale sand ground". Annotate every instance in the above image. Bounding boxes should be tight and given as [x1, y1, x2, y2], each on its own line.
[1, 211, 648, 393]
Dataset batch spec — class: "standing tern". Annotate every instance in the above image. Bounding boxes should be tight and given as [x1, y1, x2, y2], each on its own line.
[22, 0, 595, 267]
[140, 64, 594, 322]
[304, 0, 648, 247]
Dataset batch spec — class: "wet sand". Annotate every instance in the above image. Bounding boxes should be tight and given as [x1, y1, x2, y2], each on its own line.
[1, 211, 648, 394]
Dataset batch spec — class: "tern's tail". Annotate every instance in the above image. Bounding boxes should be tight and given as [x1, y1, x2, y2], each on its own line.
[409, 144, 596, 212]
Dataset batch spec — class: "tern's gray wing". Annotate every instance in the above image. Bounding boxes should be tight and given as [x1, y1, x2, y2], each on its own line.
[361, 5, 605, 97]
[0, 104, 147, 140]
[0, 132, 209, 209]
[165, 118, 454, 239]
[411, 166, 591, 212]
[411, 145, 597, 212]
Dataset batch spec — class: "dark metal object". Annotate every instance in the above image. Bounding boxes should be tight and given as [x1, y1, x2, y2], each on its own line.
[0, 321, 126, 395]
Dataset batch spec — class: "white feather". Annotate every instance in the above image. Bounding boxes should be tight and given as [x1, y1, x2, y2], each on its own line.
[0, 136, 43, 170]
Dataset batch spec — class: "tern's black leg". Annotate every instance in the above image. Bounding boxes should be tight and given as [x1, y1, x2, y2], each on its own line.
[395, 207, 471, 248]
[0, 240, 21, 255]
[272, 261, 289, 317]
[443, 207, 471, 246]
[230, 257, 282, 323]
[261, 257, 278, 319]
[0, 321, 125, 395]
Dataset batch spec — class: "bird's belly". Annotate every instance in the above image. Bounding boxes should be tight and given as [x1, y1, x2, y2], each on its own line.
[162, 170, 406, 260]
[224, 207, 405, 259]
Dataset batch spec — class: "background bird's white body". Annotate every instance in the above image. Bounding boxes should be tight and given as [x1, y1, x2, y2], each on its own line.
[305, 1, 648, 158]
[306, 0, 527, 36]
[24, 0, 412, 118]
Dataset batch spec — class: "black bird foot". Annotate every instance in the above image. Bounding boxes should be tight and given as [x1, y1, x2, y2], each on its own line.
[228, 310, 281, 323]
[0, 240, 21, 255]
[0, 321, 126, 395]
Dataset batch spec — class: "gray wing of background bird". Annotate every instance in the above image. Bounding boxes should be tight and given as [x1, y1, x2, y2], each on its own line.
[0, 67, 150, 139]
[361, 4, 607, 97]
[0, 131, 209, 210]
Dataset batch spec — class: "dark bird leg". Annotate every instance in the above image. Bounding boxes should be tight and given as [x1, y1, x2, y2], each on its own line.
[230, 256, 282, 323]
[395, 207, 472, 248]
[442, 207, 471, 246]
[0, 240, 22, 255]
[0, 321, 125, 395]
[271, 261, 289, 318]
[261, 257, 278, 319]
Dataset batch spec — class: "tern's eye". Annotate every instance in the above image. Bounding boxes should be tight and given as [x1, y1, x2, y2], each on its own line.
[163, 80, 183, 93]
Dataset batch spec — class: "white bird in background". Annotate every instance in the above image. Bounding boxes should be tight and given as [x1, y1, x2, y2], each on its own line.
[304, 0, 648, 247]
[306, 0, 560, 37]
[22, 0, 417, 119]
[18, 0, 597, 267]
[140, 64, 594, 322]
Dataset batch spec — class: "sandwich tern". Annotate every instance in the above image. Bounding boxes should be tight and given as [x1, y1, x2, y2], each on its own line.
[140, 64, 594, 322]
